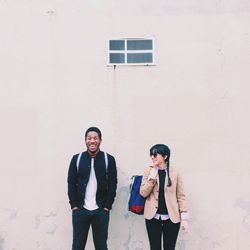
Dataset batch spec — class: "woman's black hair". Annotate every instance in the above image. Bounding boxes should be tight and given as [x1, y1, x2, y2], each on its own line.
[150, 144, 172, 187]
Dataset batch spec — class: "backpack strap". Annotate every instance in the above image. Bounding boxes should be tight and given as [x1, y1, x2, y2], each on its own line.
[76, 152, 83, 172]
[104, 152, 108, 171]
[76, 152, 108, 178]
[104, 152, 109, 179]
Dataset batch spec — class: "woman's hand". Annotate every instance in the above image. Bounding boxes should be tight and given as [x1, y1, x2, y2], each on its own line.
[181, 220, 189, 233]
[147, 167, 158, 180]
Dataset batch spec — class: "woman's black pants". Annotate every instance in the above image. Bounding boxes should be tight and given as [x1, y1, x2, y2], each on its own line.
[145, 218, 180, 250]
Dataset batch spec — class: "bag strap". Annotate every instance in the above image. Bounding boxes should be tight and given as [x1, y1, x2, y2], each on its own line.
[104, 152, 108, 173]
[76, 152, 109, 178]
[76, 152, 83, 172]
[130, 175, 136, 191]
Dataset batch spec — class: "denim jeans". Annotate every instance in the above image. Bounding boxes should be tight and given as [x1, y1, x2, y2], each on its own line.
[72, 208, 110, 250]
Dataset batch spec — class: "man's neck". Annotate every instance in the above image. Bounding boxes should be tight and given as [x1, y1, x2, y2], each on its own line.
[87, 149, 100, 158]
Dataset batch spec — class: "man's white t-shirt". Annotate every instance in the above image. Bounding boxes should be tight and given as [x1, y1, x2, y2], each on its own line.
[83, 158, 98, 210]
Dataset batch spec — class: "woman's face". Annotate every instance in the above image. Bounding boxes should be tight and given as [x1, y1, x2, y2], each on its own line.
[151, 153, 166, 168]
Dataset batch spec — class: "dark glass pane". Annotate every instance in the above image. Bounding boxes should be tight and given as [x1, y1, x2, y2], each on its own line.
[127, 53, 153, 63]
[109, 53, 125, 63]
[127, 40, 152, 50]
[109, 40, 125, 50]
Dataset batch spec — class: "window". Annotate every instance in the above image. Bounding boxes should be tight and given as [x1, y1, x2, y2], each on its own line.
[108, 38, 154, 65]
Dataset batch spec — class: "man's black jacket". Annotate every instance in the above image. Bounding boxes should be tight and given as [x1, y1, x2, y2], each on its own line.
[67, 150, 117, 210]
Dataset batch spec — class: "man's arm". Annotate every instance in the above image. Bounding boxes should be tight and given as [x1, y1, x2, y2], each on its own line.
[67, 155, 79, 209]
[104, 155, 117, 210]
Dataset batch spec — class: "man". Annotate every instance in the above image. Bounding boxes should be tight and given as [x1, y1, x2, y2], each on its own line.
[67, 127, 117, 250]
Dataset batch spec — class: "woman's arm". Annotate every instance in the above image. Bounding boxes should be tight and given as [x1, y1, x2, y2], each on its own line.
[176, 170, 190, 232]
[139, 166, 157, 198]
[176, 171, 188, 214]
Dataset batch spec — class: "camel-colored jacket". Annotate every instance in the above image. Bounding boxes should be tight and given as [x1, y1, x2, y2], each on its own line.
[140, 166, 188, 223]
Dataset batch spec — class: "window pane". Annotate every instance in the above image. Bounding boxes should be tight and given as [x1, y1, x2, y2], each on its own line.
[109, 40, 125, 50]
[127, 40, 152, 50]
[109, 53, 125, 63]
[127, 53, 153, 63]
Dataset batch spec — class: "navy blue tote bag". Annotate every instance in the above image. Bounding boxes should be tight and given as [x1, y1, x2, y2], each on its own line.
[128, 175, 145, 215]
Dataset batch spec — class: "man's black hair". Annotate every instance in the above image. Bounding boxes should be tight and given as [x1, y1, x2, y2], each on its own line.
[85, 127, 102, 139]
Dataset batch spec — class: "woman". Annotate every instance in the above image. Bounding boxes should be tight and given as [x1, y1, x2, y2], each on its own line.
[140, 144, 189, 250]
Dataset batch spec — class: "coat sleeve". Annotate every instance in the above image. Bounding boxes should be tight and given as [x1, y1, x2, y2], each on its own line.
[104, 155, 118, 210]
[139, 166, 157, 198]
[176, 171, 189, 216]
[67, 155, 79, 209]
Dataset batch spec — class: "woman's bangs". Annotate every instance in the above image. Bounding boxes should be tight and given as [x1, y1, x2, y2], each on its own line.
[150, 147, 158, 156]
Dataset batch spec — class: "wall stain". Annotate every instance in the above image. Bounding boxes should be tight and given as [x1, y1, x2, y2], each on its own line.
[34, 214, 41, 229]
[46, 10, 56, 16]
[118, 185, 130, 196]
[235, 198, 250, 232]
[45, 211, 57, 218]
[46, 224, 57, 235]
[243, 214, 250, 232]
[122, 229, 131, 250]
[234, 198, 250, 213]
[0, 233, 5, 250]
[0, 208, 17, 220]
[178, 239, 187, 250]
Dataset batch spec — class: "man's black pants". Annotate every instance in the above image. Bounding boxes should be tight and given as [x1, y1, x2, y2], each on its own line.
[72, 208, 109, 250]
[145, 218, 180, 250]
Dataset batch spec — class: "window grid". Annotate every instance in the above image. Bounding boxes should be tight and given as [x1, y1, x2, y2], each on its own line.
[108, 38, 154, 66]
[125, 39, 127, 64]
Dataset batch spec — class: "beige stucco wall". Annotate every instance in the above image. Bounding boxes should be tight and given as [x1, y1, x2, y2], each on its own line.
[1, 1, 250, 249]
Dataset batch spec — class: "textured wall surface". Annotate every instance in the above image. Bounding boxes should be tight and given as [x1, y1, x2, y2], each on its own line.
[0, 1, 250, 249]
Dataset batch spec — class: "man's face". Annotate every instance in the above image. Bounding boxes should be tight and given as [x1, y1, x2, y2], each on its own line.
[85, 131, 102, 154]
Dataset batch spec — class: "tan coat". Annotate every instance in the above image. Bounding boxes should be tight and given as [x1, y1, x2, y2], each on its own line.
[139, 166, 188, 223]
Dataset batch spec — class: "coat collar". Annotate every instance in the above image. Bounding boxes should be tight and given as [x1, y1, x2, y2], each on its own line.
[86, 150, 102, 159]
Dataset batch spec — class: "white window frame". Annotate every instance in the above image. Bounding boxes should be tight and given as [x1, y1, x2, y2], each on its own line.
[107, 38, 155, 66]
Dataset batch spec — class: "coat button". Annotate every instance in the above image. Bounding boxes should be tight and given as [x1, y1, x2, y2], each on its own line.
[155, 206, 158, 209]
